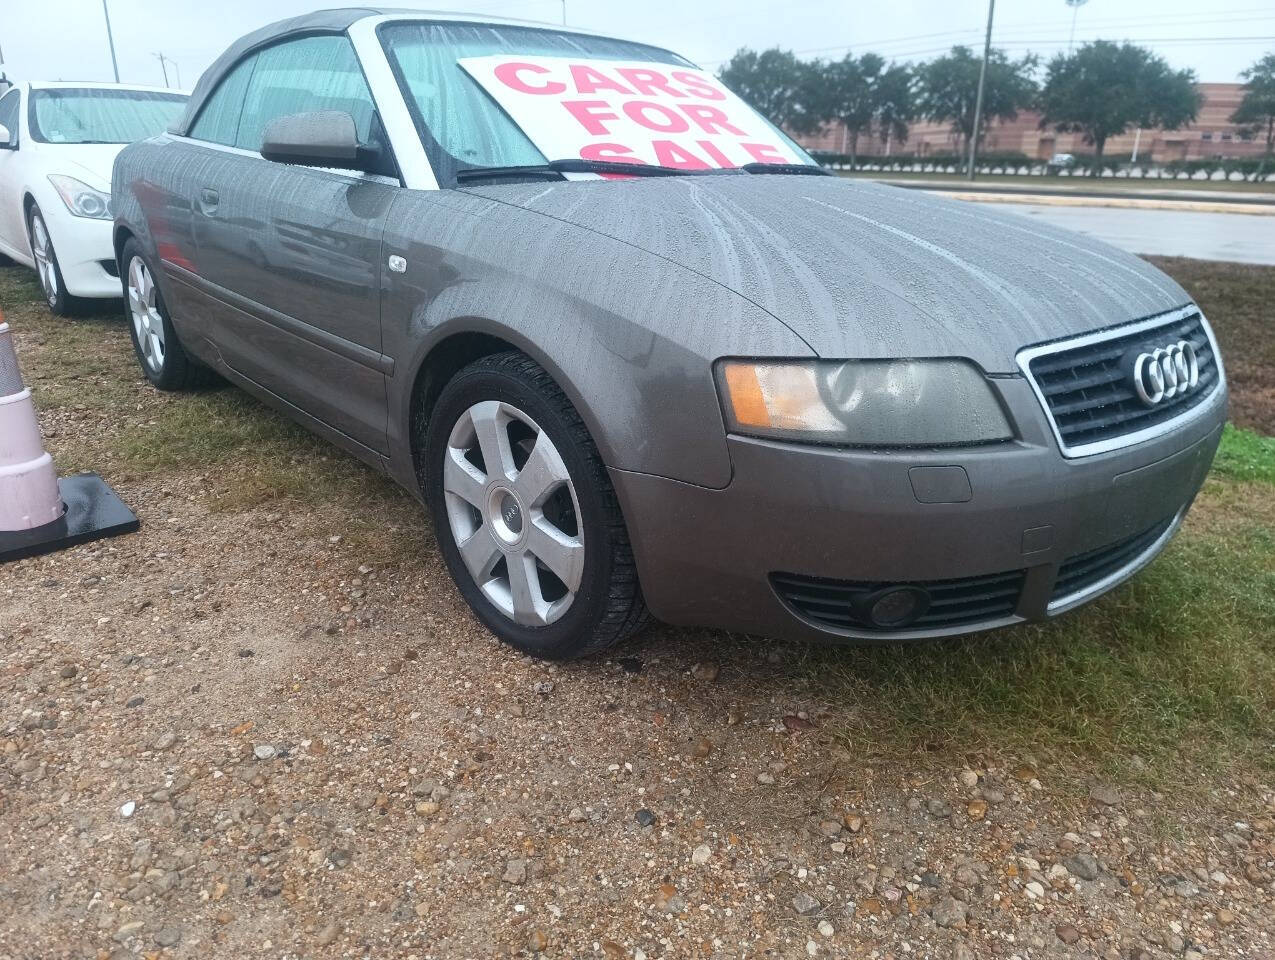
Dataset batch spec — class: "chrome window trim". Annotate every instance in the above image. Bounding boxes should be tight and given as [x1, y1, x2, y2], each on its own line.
[1016, 304, 1226, 459]
[1046, 509, 1185, 615]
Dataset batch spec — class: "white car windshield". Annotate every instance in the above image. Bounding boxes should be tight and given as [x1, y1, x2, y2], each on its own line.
[378, 21, 816, 185]
[30, 88, 187, 145]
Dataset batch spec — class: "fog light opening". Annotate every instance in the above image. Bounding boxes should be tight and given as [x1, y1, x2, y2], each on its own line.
[865, 586, 931, 628]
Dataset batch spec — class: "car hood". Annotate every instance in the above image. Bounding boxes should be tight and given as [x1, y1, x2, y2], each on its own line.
[461, 175, 1189, 373]
[43, 144, 124, 191]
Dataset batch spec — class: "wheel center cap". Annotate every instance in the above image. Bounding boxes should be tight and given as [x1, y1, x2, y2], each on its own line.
[490, 487, 525, 544]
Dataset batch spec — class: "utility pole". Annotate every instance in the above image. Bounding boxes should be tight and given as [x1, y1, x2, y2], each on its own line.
[154, 52, 170, 88]
[101, 0, 120, 82]
[1066, 0, 1089, 54]
[966, 0, 995, 182]
[561, 0, 567, 25]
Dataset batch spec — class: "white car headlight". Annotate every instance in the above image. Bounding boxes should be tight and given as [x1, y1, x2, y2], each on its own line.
[717, 358, 1013, 446]
[47, 174, 113, 220]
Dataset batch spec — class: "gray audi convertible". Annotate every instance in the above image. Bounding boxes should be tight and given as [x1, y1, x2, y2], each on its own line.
[111, 9, 1227, 658]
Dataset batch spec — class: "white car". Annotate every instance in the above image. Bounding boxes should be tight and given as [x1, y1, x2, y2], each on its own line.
[0, 81, 187, 314]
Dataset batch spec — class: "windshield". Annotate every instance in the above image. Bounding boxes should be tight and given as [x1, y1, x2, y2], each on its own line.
[378, 21, 816, 186]
[30, 88, 187, 145]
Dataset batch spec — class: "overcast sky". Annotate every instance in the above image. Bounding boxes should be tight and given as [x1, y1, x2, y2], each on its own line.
[1, 0, 1271, 90]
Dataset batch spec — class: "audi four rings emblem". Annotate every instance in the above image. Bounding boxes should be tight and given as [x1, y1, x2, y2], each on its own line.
[1131, 340, 1199, 406]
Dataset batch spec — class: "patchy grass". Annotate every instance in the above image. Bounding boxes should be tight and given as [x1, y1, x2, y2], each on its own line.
[2, 253, 1273, 787]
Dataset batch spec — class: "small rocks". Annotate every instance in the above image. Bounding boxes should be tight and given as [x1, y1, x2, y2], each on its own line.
[1090, 784, 1121, 806]
[932, 896, 968, 928]
[958, 769, 979, 788]
[154, 927, 183, 947]
[634, 808, 656, 828]
[818, 820, 842, 838]
[531, 680, 554, 695]
[691, 660, 720, 682]
[415, 801, 440, 816]
[119, 801, 136, 818]
[59, 664, 78, 679]
[152, 731, 176, 752]
[315, 921, 341, 946]
[792, 892, 821, 916]
[1216, 907, 1236, 926]
[1056, 924, 1081, 945]
[1064, 853, 1101, 881]
[502, 858, 527, 884]
[926, 798, 951, 818]
[528, 929, 549, 952]
[817, 920, 834, 937]
[253, 744, 277, 761]
[756, 772, 776, 785]
[966, 799, 988, 821]
[842, 813, 863, 833]
[1025, 880, 1045, 899]
[691, 843, 712, 865]
[114, 920, 145, 942]
[690, 737, 713, 759]
[126, 696, 144, 708]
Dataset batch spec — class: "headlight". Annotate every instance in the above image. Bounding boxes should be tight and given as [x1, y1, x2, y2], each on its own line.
[47, 174, 113, 219]
[716, 358, 1012, 446]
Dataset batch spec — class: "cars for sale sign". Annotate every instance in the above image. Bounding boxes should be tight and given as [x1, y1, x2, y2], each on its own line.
[458, 56, 807, 171]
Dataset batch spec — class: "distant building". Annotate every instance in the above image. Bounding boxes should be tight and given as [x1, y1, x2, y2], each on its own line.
[796, 82, 1264, 162]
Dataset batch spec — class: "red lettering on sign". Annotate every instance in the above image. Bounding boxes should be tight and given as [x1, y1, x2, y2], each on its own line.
[569, 64, 633, 96]
[493, 62, 565, 95]
[562, 100, 619, 135]
[653, 140, 710, 169]
[742, 142, 787, 164]
[697, 139, 733, 167]
[680, 104, 745, 136]
[672, 70, 726, 100]
[616, 67, 685, 98]
[622, 101, 690, 133]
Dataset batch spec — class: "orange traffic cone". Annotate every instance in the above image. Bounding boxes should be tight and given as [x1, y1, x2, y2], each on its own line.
[0, 308, 138, 561]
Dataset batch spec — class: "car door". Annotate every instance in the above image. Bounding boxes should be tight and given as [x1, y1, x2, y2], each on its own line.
[186, 34, 397, 455]
[0, 87, 27, 260]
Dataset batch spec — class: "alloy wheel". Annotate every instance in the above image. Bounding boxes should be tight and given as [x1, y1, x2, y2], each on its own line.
[442, 400, 585, 627]
[30, 214, 58, 305]
[127, 256, 166, 373]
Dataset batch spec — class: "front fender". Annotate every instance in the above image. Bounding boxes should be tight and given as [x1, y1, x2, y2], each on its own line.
[380, 189, 814, 490]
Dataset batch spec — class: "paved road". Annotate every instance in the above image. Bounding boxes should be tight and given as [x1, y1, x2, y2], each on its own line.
[997, 203, 1275, 265]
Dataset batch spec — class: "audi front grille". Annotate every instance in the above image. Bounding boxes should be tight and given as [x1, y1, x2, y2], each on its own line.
[1017, 306, 1223, 457]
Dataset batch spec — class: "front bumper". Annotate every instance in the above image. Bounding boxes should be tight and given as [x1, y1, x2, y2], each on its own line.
[41, 203, 119, 299]
[611, 376, 1226, 644]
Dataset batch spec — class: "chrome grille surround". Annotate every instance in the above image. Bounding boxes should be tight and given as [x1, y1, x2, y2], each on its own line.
[1017, 305, 1225, 458]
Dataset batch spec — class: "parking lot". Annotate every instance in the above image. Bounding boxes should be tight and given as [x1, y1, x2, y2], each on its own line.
[0, 255, 1273, 958]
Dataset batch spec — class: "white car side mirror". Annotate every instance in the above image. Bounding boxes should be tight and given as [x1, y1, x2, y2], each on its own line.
[0, 123, 13, 148]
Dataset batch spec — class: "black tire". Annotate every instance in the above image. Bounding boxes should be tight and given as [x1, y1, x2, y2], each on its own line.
[27, 204, 85, 317]
[421, 351, 649, 659]
[120, 239, 215, 391]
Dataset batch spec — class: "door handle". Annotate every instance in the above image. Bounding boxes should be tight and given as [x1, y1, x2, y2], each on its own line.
[199, 187, 219, 213]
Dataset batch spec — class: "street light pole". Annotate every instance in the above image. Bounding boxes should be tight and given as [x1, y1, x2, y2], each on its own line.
[154, 52, 170, 88]
[966, 0, 995, 182]
[1066, 0, 1089, 54]
[101, 0, 120, 82]
[561, 0, 567, 25]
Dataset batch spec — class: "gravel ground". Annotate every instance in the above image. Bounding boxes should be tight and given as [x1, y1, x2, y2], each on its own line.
[1, 273, 1273, 959]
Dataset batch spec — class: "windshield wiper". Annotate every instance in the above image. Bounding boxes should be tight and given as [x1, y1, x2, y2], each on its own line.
[455, 158, 744, 184]
[740, 162, 830, 176]
[455, 158, 827, 184]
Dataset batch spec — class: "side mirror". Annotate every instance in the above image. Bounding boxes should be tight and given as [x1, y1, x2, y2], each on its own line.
[0, 123, 13, 149]
[260, 110, 362, 170]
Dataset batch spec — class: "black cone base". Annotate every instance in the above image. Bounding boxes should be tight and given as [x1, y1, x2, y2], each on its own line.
[0, 473, 139, 562]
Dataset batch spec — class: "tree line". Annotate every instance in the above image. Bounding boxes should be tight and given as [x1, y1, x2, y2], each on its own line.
[719, 42, 1275, 175]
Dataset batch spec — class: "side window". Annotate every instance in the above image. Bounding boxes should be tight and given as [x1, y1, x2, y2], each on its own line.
[0, 90, 19, 146]
[189, 54, 256, 146]
[235, 35, 377, 152]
